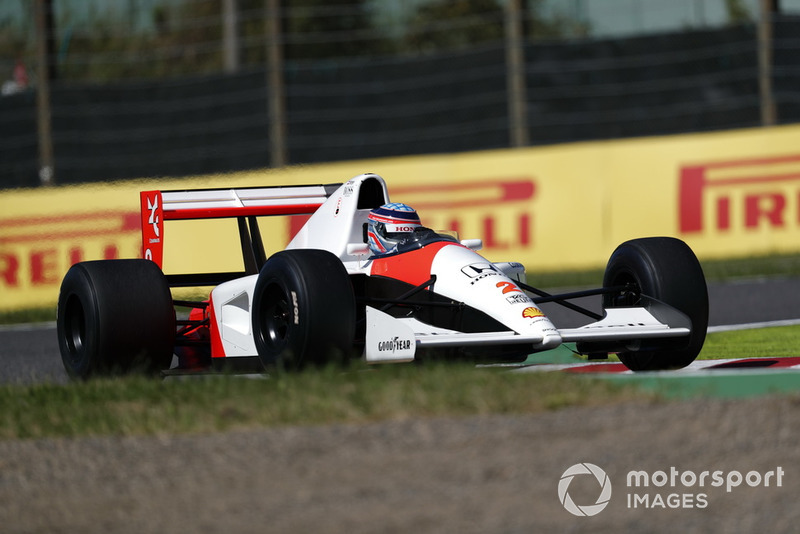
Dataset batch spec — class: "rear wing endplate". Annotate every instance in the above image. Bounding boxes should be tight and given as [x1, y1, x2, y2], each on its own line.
[140, 184, 341, 285]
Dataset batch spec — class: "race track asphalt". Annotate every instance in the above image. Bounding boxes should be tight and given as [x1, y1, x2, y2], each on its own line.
[2, 277, 799, 386]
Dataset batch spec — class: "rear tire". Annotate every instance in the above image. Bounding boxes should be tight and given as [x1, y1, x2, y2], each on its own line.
[251, 249, 356, 370]
[602, 237, 708, 371]
[57, 259, 176, 379]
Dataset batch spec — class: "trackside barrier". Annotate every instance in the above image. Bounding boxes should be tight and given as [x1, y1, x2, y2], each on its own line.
[3, 124, 800, 311]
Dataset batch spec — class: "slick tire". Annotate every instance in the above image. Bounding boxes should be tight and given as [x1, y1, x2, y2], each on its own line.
[252, 249, 356, 370]
[602, 237, 709, 371]
[57, 259, 176, 379]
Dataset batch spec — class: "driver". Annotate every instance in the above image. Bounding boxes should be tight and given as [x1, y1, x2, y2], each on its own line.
[366, 202, 422, 255]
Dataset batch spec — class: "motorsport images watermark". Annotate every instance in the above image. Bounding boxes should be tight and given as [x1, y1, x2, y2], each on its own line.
[558, 463, 785, 516]
[558, 463, 612, 516]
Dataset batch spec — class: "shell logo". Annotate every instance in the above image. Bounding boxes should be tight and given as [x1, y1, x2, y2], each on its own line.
[522, 306, 544, 318]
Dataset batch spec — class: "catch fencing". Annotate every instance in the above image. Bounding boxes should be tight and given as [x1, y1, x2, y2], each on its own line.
[1, 3, 799, 187]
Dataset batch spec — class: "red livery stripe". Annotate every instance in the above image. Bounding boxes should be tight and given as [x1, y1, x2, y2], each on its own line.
[163, 203, 323, 220]
[207, 295, 227, 359]
[370, 241, 457, 287]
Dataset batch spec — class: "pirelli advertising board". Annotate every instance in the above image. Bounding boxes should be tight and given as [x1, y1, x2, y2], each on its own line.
[2, 124, 800, 311]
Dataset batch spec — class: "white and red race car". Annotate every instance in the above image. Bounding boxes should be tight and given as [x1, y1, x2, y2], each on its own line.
[57, 173, 708, 378]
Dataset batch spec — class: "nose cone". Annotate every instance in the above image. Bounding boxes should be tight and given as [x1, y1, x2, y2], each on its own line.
[430, 244, 562, 346]
[539, 329, 563, 350]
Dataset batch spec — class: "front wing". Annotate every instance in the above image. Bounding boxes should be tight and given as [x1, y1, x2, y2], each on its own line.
[364, 304, 692, 363]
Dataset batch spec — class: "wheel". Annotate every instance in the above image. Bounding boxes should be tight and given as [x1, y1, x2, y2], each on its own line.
[251, 249, 356, 369]
[602, 237, 708, 371]
[57, 259, 176, 379]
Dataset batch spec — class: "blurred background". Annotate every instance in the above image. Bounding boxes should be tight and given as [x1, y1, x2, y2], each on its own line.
[1, 0, 798, 188]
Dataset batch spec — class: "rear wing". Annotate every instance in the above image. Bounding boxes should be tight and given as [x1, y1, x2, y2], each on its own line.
[140, 184, 341, 286]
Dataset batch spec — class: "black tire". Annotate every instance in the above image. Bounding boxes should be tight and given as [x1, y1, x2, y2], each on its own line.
[602, 237, 708, 371]
[57, 259, 175, 379]
[251, 249, 356, 369]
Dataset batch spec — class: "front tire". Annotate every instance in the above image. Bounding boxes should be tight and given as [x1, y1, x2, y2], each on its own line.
[251, 249, 356, 370]
[57, 259, 176, 379]
[602, 237, 708, 371]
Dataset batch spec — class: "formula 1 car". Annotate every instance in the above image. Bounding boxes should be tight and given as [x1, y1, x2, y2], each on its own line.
[56, 173, 708, 379]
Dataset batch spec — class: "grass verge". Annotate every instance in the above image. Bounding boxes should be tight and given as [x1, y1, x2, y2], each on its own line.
[0, 363, 652, 441]
[700, 325, 800, 360]
[1, 326, 798, 441]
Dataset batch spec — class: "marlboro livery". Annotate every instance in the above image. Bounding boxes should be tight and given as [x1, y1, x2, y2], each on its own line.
[56, 173, 708, 378]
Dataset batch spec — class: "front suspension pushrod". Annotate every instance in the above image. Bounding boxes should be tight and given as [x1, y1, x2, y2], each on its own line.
[520, 283, 630, 321]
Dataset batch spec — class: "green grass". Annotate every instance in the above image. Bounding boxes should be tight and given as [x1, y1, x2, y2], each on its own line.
[1, 325, 798, 441]
[699, 252, 800, 281]
[0, 363, 651, 441]
[0, 307, 56, 325]
[700, 325, 800, 360]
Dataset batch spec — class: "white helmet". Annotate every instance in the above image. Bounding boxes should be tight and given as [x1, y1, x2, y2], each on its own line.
[366, 203, 422, 255]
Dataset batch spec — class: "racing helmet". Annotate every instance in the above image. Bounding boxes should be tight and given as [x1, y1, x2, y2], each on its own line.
[366, 202, 422, 255]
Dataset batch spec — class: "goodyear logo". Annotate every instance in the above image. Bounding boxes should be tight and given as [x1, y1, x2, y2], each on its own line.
[377, 336, 412, 352]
